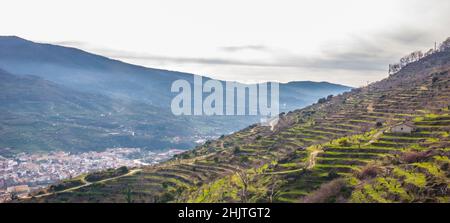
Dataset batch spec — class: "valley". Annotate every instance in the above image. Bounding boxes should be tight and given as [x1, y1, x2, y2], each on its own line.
[21, 44, 450, 203]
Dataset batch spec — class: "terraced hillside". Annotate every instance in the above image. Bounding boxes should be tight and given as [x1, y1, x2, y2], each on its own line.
[21, 49, 450, 203]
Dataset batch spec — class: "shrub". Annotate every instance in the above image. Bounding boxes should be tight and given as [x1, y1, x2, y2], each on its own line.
[233, 146, 241, 154]
[432, 76, 439, 83]
[317, 97, 327, 104]
[327, 170, 340, 179]
[162, 182, 170, 189]
[117, 166, 129, 174]
[337, 138, 350, 147]
[441, 162, 449, 171]
[301, 179, 348, 203]
[48, 179, 84, 192]
[85, 166, 129, 182]
[159, 191, 175, 202]
[400, 151, 429, 163]
[176, 152, 191, 159]
[356, 164, 382, 180]
[240, 156, 249, 163]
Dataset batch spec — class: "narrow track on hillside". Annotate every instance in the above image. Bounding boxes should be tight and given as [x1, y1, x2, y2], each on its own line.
[25, 169, 142, 199]
[263, 148, 321, 175]
[364, 129, 385, 146]
[307, 150, 320, 169]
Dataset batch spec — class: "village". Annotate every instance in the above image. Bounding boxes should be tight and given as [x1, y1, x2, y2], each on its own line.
[0, 147, 184, 202]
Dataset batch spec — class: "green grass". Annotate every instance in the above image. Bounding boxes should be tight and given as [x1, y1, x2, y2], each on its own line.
[413, 162, 446, 178]
[362, 184, 390, 203]
[375, 177, 412, 201]
[278, 163, 299, 168]
[392, 167, 427, 188]
[433, 155, 450, 164]
[381, 135, 426, 140]
[314, 164, 359, 169]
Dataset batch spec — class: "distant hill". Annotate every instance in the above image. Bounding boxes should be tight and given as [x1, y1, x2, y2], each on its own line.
[0, 36, 351, 155]
[26, 43, 450, 203]
[0, 36, 350, 109]
[0, 69, 213, 155]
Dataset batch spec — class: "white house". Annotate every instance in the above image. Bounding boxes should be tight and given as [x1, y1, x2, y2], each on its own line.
[391, 123, 416, 134]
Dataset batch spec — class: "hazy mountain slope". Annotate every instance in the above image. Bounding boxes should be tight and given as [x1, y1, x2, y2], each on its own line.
[25, 47, 450, 203]
[0, 69, 234, 155]
[0, 36, 351, 154]
[0, 36, 188, 107]
[0, 36, 351, 110]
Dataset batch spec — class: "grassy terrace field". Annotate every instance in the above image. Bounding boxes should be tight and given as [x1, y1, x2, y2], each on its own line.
[272, 70, 450, 202]
[21, 53, 450, 203]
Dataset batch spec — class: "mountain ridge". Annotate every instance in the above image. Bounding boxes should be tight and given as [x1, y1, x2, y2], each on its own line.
[0, 36, 355, 87]
[0, 36, 351, 109]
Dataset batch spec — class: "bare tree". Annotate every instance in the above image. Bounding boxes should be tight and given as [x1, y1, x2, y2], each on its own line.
[124, 187, 133, 203]
[389, 63, 401, 75]
[236, 168, 250, 203]
[400, 56, 408, 67]
[268, 176, 285, 203]
[425, 48, 434, 57]
[389, 36, 449, 75]
[413, 50, 424, 61]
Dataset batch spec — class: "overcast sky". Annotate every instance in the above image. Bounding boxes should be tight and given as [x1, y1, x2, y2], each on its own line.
[1, 0, 449, 86]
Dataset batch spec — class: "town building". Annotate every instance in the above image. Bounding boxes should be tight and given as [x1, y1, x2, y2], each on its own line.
[6, 185, 30, 194]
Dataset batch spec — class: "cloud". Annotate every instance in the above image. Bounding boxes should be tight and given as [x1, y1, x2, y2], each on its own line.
[220, 45, 269, 52]
[100, 50, 388, 72]
[100, 43, 391, 72]
[52, 26, 448, 77]
[311, 27, 445, 72]
[99, 28, 445, 73]
[47, 40, 88, 48]
[384, 28, 434, 46]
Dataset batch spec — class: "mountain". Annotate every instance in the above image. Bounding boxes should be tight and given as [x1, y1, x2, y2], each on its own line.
[0, 36, 188, 106]
[25, 46, 450, 203]
[0, 36, 351, 155]
[0, 36, 350, 110]
[0, 69, 217, 155]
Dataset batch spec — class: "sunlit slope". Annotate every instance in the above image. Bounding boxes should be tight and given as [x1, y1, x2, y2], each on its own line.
[24, 50, 450, 203]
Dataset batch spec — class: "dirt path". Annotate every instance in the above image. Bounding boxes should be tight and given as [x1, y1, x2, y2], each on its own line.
[159, 152, 218, 168]
[263, 168, 304, 175]
[307, 150, 320, 169]
[364, 130, 384, 146]
[26, 169, 142, 199]
[264, 148, 321, 175]
[367, 102, 374, 113]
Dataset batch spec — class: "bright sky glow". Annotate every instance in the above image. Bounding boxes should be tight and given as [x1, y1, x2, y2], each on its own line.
[1, 0, 449, 86]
